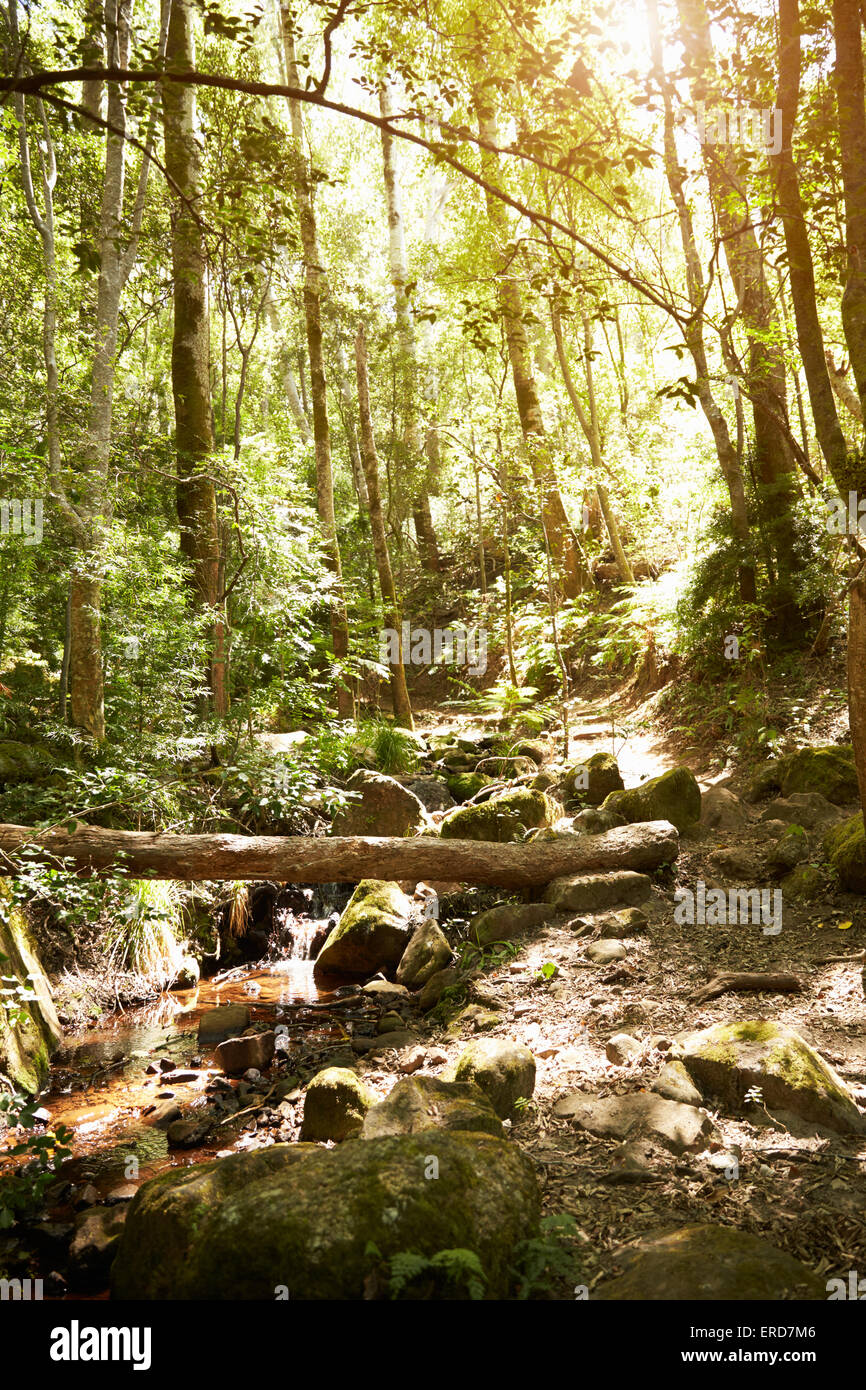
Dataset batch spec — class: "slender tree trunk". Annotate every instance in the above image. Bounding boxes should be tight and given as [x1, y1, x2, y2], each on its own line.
[677, 0, 800, 629]
[378, 80, 441, 572]
[162, 0, 227, 716]
[282, 21, 352, 718]
[646, 0, 756, 604]
[476, 97, 584, 600]
[355, 326, 414, 729]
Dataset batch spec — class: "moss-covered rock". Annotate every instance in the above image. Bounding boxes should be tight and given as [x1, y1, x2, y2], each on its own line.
[396, 919, 453, 988]
[766, 823, 809, 875]
[110, 1132, 540, 1299]
[824, 813, 866, 893]
[594, 1225, 824, 1300]
[299, 1067, 376, 1141]
[314, 880, 413, 979]
[747, 745, 859, 806]
[0, 883, 61, 1093]
[331, 770, 427, 837]
[781, 863, 826, 901]
[601, 766, 701, 832]
[361, 1076, 504, 1139]
[572, 806, 627, 835]
[672, 1020, 865, 1134]
[564, 751, 624, 806]
[447, 1038, 536, 1118]
[445, 771, 492, 803]
[468, 902, 553, 948]
[439, 788, 557, 842]
[0, 740, 54, 785]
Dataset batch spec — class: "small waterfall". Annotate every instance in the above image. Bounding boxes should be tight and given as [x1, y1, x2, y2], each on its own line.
[286, 920, 321, 961]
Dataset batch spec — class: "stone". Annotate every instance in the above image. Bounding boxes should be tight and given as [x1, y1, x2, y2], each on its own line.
[361, 979, 411, 1002]
[214, 1031, 276, 1076]
[672, 1020, 865, 1134]
[700, 785, 748, 829]
[447, 1038, 535, 1118]
[352, 1029, 418, 1055]
[331, 769, 428, 837]
[586, 940, 627, 964]
[408, 776, 455, 812]
[361, 1075, 504, 1139]
[166, 1116, 215, 1148]
[707, 845, 759, 878]
[554, 1092, 716, 1154]
[418, 966, 461, 1012]
[593, 1225, 825, 1300]
[314, 880, 413, 979]
[299, 1067, 376, 1141]
[766, 824, 810, 874]
[572, 807, 627, 834]
[781, 863, 825, 900]
[652, 1059, 703, 1107]
[439, 788, 557, 842]
[396, 918, 453, 988]
[605, 1033, 641, 1064]
[469, 902, 553, 948]
[445, 771, 493, 803]
[602, 766, 701, 832]
[564, 751, 624, 806]
[747, 745, 858, 806]
[599, 907, 649, 939]
[111, 1132, 541, 1300]
[397, 1047, 427, 1075]
[377, 1010, 405, 1034]
[544, 870, 651, 913]
[197, 1005, 251, 1047]
[141, 1099, 182, 1129]
[760, 792, 844, 830]
[824, 813, 866, 893]
[69, 1205, 127, 1283]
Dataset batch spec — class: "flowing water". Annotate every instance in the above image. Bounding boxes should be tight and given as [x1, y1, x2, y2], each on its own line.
[1, 891, 356, 1194]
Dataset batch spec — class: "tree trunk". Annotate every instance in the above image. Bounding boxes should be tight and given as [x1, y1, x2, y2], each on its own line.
[162, 0, 227, 714]
[355, 325, 414, 729]
[282, 23, 352, 718]
[0, 818, 679, 886]
[476, 98, 584, 599]
[646, 0, 756, 604]
[378, 80, 441, 572]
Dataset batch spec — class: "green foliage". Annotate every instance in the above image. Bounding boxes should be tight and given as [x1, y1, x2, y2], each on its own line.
[512, 1213, 584, 1299]
[364, 1241, 487, 1300]
[0, 1089, 73, 1229]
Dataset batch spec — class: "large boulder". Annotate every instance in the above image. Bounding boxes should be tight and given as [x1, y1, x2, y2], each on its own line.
[469, 902, 553, 948]
[214, 1030, 275, 1075]
[672, 1020, 865, 1134]
[439, 788, 557, 842]
[824, 813, 866, 893]
[396, 919, 453, 988]
[594, 1225, 824, 1300]
[447, 1038, 536, 1119]
[445, 772, 493, 803]
[0, 883, 61, 1093]
[314, 880, 413, 979]
[543, 870, 651, 913]
[553, 1092, 716, 1155]
[110, 1132, 540, 1300]
[331, 770, 428, 837]
[361, 1076, 504, 1139]
[700, 785, 749, 829]
[299, 1067, 376, 1141]
[602, 766, 701, 832]
[564, 751, 624, 806]
[760, 791, 844, 830]
[747, 745, 858, 806]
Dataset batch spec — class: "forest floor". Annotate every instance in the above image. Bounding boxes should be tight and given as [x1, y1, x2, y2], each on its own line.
[7, 675, 866, 1299]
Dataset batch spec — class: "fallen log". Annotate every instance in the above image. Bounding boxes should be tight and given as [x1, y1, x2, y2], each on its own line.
[0, 819, 679, 888]
[691, 971, 803, 1005]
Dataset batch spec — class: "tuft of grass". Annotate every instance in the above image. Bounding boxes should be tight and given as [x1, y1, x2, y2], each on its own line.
[105, 879, 183, 979]
[227, 880, 252, 938]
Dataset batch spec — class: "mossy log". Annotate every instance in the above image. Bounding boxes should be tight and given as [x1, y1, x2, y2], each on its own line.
[0, 819, 679, 887]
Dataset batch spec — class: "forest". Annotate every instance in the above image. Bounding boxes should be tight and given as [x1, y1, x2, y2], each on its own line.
[0, 0, 865, 1325]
